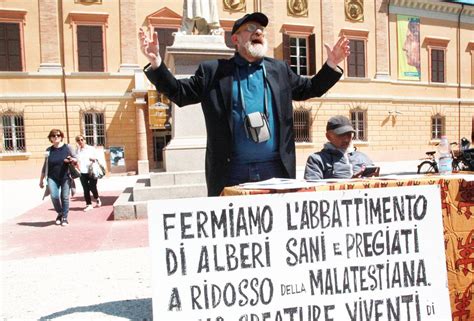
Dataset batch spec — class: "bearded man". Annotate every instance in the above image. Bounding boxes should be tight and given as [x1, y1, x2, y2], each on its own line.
[139, 12, 349, 196]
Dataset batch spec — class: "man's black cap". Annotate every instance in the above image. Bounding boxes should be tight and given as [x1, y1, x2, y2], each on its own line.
[326, 115, 355, 135]
[231, 12, 268, 35]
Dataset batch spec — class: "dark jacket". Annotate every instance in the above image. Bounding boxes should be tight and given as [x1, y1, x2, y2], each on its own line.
[144, 56, 342, 196]
[304, 143, 374, 180]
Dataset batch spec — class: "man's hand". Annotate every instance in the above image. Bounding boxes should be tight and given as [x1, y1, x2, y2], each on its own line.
[324, 36, 350, 68]
[352, 165, 365, 179]
[138, 25, 162, 69]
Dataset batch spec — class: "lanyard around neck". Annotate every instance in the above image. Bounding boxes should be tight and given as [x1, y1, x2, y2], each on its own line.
[236, 62, 269, 118]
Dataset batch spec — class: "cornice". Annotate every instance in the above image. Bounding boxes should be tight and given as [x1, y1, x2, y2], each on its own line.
[281, 24, 315, 35]
[146, 7, 181, 29]
[339, 28, 370, 38]
[0, 8, 27, 24]
[390, 0, 473, 15]
[68, 11, 109, 26]
[423, 36, 450, 47]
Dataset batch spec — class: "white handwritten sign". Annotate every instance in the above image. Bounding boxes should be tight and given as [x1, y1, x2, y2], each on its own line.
[148, 185, 451, 321]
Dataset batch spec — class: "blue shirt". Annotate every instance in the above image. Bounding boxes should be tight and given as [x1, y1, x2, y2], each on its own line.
[47, 144, 70, 183]
[231, 54, 280, 164]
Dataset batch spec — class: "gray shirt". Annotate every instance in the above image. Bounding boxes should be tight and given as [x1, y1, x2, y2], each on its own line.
[304, 143, 374, 180]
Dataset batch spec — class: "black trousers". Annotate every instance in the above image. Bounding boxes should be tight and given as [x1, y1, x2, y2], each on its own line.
[79, 173, 99, 205]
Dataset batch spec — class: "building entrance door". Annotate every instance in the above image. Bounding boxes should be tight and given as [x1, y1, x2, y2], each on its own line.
[152, 130, 171, 169]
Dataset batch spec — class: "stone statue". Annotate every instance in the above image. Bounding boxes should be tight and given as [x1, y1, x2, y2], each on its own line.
[180, 0, 223, 35]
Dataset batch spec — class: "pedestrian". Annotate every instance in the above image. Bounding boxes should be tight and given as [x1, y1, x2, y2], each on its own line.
[39, 129, 77, 226]
[75, 135, 102, 211]
[304, 115, 376, 180]
[139, 12, 349, 196]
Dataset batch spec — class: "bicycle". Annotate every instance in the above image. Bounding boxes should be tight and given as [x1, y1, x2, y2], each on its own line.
[417, 150, 438, 174]
[417, 138, 473, 174]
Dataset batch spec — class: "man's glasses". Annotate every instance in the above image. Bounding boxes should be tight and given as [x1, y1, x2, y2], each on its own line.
[240, 23, 265, 33]
[76, 138, 84, 142]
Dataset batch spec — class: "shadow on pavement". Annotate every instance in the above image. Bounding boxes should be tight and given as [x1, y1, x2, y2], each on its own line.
[70, 194, 120, 208]
[39, 298, 152, 320]
[17, 221, 56, 227]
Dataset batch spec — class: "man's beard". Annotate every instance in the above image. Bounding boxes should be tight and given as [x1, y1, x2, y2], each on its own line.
[242, 39, 268, 59]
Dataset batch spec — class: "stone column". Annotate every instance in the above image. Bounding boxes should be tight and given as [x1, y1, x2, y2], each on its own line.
[374, 0, 390, 79]
[133, 71, 149, 174]
[38, 0, 62, 74]
[261, 0, 274, 55]
[321, 1, 335, 65]
[163, 34, 234, 172]
[119, 0, 140, 72]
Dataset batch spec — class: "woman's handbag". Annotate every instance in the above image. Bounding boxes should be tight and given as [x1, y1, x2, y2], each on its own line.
[68, 163, 81, 179]
[88, 161, 105, 179]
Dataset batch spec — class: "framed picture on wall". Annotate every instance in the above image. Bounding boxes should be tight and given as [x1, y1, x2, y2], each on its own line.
[109, 146, 125, 167]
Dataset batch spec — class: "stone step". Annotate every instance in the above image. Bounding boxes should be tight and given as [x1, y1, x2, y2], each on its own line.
[113, 174, 207, 220]
[133, 183, 207, 201]
[149, 170, 205, 186]
[112, 187, 148, 220]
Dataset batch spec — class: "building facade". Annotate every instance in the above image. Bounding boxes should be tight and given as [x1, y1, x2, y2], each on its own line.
[0, 0, 473, 179]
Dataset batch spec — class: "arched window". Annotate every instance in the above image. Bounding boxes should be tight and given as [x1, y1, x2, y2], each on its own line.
[293, 108, 311, 143]
[431, 114, 445, 140]
[1, 112, 25, 153]
[350, 109, 367, 141]
[82, 111, 105, 146]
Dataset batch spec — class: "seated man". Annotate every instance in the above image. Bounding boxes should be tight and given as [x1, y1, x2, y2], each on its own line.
[304, 115, 375, 180]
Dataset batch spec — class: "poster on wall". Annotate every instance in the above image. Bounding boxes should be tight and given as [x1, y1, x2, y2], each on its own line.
[109, 146, 125, 167]
[397, 15, 421, 80]
[148, 185, 451, 320]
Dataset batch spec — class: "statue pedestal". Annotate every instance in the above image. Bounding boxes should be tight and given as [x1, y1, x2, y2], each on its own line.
[163, 34, 234, 171]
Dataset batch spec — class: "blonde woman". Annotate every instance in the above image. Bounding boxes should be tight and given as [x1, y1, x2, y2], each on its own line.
[75, 135, 102, 211]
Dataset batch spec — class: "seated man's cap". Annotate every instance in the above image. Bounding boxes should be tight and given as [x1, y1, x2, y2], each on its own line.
[231, 12, 268, 35]
[326, 115, 355, 135]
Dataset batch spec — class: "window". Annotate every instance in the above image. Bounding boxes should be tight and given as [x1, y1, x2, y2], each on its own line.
[424, 37, 449, 84]
[340, 29, 369, 78]
[146, 7, 181, 56]
[219, 20, 237, 49]
[282, 25, 316, 76]
[77, 25, 104, 72]
[350, 110, 366, 141]
[68, 12, 108, 72]
[156, 28, 178, 59]
[431, 114, 445, 139]
[1, 113, 25, 153]
[347, 39, 365, 77]
[0, 9, 26, 71]
[75, 0, 102, 3]
[0, 22, 22, 71]
[293, 108, 311, 143]
[83, 112, 105, 146]
[290, 37, 308, 75]
[430, 49, 444, 83]
[224, 31, 234, 49]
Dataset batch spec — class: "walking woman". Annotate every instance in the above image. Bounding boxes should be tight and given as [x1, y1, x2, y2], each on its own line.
[75, 135, 102, 211]
[39, 129, 77, 226]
